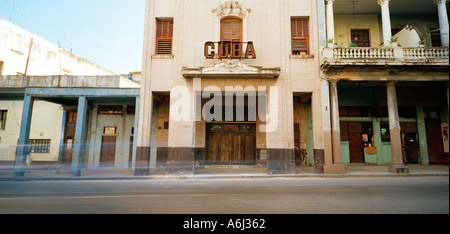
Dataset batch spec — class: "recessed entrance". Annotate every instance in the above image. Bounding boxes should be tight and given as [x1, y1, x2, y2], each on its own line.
[206, 123, 256, 165]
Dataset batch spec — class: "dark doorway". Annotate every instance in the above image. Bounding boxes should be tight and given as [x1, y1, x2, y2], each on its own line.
[206, 123, 256, 165]
[100, 136, 116, 167]
[424, 109, 448, 165]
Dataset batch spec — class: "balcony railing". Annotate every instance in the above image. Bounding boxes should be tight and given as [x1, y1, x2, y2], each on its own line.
[322, 47, 449, 64]
[402, 47, 449, 59]
[332, 47, 395, 59]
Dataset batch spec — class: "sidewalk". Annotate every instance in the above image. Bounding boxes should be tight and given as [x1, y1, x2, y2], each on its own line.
[0, 164, 448, 181]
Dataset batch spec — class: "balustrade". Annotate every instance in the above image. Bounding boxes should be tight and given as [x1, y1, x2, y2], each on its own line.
[326, 47, 449, 61]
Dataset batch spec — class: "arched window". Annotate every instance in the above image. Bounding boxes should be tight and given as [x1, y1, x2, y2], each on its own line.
[221, 18, 242, 42]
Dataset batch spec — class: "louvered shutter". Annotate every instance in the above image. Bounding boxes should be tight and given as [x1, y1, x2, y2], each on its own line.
[221, 19, 242, 42]
[156, 19, 173, 55]
[291, 18, 309, 55]
[292, 39, 308, 55]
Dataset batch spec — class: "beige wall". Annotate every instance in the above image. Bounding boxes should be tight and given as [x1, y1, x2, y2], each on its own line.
[334, 14, 382, 47]
[0, 100, 63, 163]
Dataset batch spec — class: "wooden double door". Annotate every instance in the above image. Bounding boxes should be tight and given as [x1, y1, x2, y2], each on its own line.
[206, 123, 256, 165]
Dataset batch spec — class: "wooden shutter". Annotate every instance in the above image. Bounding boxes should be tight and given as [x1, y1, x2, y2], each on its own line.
[156, 19, 173, 55]
[221, 19, 242, 42]
[291, 18, 309, 55]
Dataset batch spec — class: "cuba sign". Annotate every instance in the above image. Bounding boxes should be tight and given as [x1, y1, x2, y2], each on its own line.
[204, 41, 256, 59]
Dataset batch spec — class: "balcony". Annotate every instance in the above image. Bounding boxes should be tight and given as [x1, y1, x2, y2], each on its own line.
[321, 46, 449, 68]
[322, 0, 449, 70]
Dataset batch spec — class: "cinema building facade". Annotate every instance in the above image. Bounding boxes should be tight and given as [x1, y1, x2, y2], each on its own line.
[135, 0, 346, 175]
[135, 0, 449, 175]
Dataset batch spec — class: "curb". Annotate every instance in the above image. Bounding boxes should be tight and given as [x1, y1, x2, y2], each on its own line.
[1, 172, 448, 181]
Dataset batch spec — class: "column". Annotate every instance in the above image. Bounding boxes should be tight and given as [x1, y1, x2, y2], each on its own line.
[324, 80, 346, 174]
[131, 96, 139, 175]
[71, 96, 88, 177]
[378, 0, 392, 46]
[435, 0, 449, 47]
[386, 82, 409, 173]
[14, 94, 34, 177]
[57, 109, 67, 171]
[135, 92, 153, 176]
[416, 107, 429, 165]
[326, 0, 335, 43]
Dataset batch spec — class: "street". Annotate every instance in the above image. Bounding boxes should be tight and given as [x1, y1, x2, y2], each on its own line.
[0, 177, 448, 214]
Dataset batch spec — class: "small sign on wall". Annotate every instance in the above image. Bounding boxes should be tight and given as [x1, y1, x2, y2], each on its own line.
[104, 126, 117, 135]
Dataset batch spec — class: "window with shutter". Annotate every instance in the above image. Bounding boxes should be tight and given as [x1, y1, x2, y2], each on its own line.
[220, 18, 242, 57]
[291, 18, 309, 55]
[221, 18, 242, 42]
[156, 18, 173, 55]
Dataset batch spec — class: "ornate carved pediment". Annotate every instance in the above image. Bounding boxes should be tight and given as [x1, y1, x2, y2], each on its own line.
[182, 59, 280, 79]
[204, 59, 259, 73]
[213, 0, 251, 17]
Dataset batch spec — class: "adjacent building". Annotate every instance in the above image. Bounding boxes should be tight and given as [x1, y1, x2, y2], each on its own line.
[321, 0, 449, 172]
[0, 17, 140, 175]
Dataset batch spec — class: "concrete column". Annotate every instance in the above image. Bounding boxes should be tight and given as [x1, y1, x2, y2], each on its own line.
[330, 80, 341, 164]
[386, 82, 409, 173]
[378, 0, 392, 46]
[57, 109, 67, 170]
[324, 80, 346, 174]
[14, 94, 34, 177]
[416, 107, 429, 165]
[131, 96, 139, 175]
[72, 96, 88, 177]
[326, 0, 335, 43]
[435, 0, 449, 47]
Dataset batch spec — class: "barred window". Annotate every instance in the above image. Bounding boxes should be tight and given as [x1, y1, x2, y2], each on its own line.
[29, 139, 51, 153]
[98, 105, 123, 115]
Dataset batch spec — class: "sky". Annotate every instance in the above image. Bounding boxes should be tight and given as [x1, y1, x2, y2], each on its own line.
[0, 0, 145, 75]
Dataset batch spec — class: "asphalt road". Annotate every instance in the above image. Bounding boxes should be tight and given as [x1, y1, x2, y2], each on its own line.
[0, 177, 448, 214]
